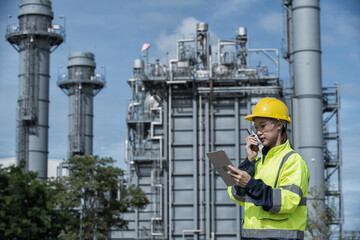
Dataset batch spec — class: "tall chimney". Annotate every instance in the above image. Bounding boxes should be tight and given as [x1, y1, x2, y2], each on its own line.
[6, 0, 64, 178]
[290, 0, 324, 193]
[285, 0, 325, 232]
[58, 52, 105, 158]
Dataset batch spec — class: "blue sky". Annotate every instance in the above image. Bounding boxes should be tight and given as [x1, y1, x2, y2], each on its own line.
[0, 0, 359, 232]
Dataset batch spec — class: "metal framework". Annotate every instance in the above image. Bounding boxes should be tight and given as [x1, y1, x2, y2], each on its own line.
[323, 86, 343, 239]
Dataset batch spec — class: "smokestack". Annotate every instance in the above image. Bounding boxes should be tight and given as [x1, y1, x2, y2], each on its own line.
[290, 0, 324, 191]
[58, 52, 105, 158]
[196, 22, 209, 69]
[285, 0, 325, 230]
[236, 26, 248, 68]
[6, 0, 64, 178]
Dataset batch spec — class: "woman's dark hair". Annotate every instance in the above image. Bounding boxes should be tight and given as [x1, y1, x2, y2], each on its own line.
[280, 120, 288, 144]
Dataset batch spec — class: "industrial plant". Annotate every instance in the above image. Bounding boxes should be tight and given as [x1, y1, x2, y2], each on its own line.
[119, 0, 343, 239]
[4, 0, 344, 239]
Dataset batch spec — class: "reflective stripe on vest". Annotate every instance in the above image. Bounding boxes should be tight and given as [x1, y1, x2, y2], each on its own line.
[231, 150, 306, 207]
[268, 151, 306, 213]
[231, 186, 245, 202]
[274, 151, 296, 188]
[244, 194, 307, 206]
[242, 228, 304, 239]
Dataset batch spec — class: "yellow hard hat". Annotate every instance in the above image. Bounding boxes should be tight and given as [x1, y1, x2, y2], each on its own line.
[244, 97, 292, 123]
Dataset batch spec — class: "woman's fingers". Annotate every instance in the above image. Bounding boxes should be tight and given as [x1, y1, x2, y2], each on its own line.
[227, 165, 251, 188]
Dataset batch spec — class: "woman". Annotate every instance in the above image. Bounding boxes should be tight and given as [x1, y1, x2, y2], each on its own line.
[227, 97, 309, 240]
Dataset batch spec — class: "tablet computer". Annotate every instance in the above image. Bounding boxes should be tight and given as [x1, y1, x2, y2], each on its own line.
[206, 150, 237, 186]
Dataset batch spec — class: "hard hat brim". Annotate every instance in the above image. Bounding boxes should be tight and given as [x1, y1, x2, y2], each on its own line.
[244, 113, 292, 123]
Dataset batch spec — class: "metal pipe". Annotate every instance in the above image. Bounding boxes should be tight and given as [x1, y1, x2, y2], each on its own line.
[199, 96, 205, 237]
[291, 0, 324, 191]
[197, 86, 282, 95]
[336, 86, 344, 238]
[177, 38, 195, 60]
[205, 100, 210, 240]
[169, 59, 177, 82]
[192, 94, 199, 239]
[284, 0, 297, 147]
[247, 49, 279, 78]
[151, 107, 163, 169]
[167, 58, 176, 240]
[209, 79, 215, 237]
[217, 39, 236, 63]
[182, 229, 202, 240]
[168, 83, 173, 240]
[150, 106, 164, 235]
[234, 98, 241, 239]
[163, 101, 169, 238]
[289, 0, 325, 231]
[192, 94, 199, 240]
[135, 172, 139, 238]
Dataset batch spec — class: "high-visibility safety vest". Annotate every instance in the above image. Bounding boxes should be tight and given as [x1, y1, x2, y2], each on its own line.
[228, 140, 309, 239]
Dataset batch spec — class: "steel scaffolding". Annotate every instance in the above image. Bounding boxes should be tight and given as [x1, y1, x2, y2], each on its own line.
[323, 86, 343, 239]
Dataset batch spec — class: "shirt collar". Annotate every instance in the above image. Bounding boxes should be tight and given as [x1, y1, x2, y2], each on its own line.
[261, 140, 290, 163]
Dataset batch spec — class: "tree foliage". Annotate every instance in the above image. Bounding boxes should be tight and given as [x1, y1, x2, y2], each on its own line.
[51, 155, 149, 240]
[343, 230, 360, 240]
[0, 160, 72, 240]
[306, 185, 337, 239]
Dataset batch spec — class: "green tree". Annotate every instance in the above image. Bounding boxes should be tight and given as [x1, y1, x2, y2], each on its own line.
[0, 160, 72, 240]
[52, 155, 149, 240]
[343, 230, 360, 240]
[306, 185, 337, 239]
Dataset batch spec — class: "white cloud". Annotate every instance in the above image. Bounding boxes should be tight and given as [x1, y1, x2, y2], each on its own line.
[155, 17, 198, 59]
[154, 17, 219, 61]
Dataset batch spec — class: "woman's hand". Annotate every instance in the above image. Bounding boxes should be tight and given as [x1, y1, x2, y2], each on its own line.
[245, 134, 259, 161]
[227, 165, 251, 188]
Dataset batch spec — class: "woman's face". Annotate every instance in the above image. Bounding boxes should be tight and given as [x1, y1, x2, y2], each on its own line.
[252, 118, 282, 148]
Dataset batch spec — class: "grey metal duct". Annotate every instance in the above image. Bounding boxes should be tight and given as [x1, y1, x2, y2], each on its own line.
[284, 0, 326, 234]
[58, 52, 105, 158]
[6, 0, 64, 178]
[289, 0, 324, 194]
